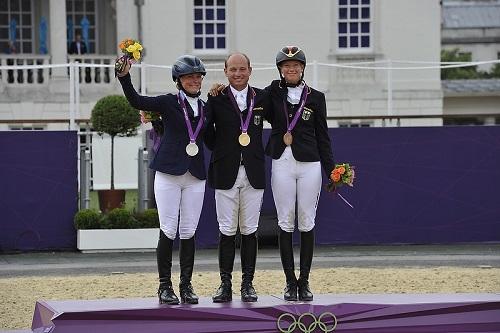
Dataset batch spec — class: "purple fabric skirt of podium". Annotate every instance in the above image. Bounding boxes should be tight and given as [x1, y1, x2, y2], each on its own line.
[31, 293, 500, 333]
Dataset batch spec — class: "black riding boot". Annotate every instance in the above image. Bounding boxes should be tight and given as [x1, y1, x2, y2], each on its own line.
[279, 229, 298, 301]
[212, 233, 235, 303]
[240, 232, 258, 302]
[179, 236, 199, 304]
[298, 229, 314, 301]
[156, 231, 179, 305]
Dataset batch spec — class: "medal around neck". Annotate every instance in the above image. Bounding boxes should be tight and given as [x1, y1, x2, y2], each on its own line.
[186, 141, 199, 156]
[178, 92, 204, 157]
[283, 131, 293, 146]
[239, 132, 251, 146]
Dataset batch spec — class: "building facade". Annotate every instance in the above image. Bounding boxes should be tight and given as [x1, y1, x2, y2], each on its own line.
[0, 0, 448, 189]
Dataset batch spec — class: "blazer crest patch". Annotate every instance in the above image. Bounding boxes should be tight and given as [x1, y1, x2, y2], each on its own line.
[302, 107, 313, 121]
[253, 114, 262, 125]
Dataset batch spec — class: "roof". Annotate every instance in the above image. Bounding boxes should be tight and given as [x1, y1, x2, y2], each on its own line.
[442, 79, 500, 95]
[442, 1, 500, 28]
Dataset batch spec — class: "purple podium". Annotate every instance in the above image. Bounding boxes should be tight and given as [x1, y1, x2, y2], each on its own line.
[31, 294, 500, 333]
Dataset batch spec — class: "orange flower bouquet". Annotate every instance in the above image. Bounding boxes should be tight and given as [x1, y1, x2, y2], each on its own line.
[327, 163, 355, 207]
[115, 38, 143, 76]
[327, 163, 355, 191]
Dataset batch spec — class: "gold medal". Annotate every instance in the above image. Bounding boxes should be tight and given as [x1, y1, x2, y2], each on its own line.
[185, 142, 199, 156]
[238, 132, 251, 146]
[283, 132, 293, 146]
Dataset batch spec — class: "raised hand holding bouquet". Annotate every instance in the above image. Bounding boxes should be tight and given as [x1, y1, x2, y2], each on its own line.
[327, 163, 356, 208]
[115, 38, 143, 77]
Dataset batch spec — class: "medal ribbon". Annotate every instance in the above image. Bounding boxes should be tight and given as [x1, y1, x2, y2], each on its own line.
[177, 92, 204, 143]
[282, 84, 309, 132]
[227, 87, 256, 133]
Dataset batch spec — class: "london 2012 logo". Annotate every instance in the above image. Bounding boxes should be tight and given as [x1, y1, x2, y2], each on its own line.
[277, 312, 338, 333]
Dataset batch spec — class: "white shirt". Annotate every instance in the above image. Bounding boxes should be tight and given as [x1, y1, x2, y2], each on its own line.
[287, 82, 305, 105]
[180, 90, 199, 117]
[230, 85, 249, 112]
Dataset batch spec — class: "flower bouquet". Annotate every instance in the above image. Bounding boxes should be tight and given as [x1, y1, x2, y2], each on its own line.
[139, 110, 160, 124]
[327, 163, 355, 208]
[115, 38, 143, 77]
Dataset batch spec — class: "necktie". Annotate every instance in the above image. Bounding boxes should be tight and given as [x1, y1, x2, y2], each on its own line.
[236, 93, 246, 111]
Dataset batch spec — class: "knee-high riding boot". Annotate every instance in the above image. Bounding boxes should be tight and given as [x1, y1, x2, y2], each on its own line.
[279, 229, 297, 301]
[298, 229, 314, 301]
[212, 233, 235, 303]
[240, 232, 258, 302]
[156, 230, 179, 304]
[179, 236, 199, 304]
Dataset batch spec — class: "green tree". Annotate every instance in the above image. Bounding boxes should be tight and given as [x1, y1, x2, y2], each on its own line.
[91, 95, 140, 189]
[490, 63, 500, 78]
[441, 49, 481, 80]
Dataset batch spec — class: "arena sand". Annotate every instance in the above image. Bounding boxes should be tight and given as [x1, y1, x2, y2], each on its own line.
[1, 267, 499, 330]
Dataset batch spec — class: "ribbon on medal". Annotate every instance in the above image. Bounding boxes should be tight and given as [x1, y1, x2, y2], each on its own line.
[177, 92, 204, 156]
[282, 84, 309, 146]
[227, 87, 256, 147]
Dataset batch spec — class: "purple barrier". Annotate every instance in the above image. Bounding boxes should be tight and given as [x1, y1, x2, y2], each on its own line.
[314, 126, 500, 245]
[1, 126, 499, 251]
[31, 294, 500, 333]
[196, 126, 500, 247]
[0, 131, 78, 252]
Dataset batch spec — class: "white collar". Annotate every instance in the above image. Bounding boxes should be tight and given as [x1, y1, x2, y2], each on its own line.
[230, 85, 249, 111]
[287, 82, 305, 105]
[230, 85, 249, 98]
[179, 90, 199, 117]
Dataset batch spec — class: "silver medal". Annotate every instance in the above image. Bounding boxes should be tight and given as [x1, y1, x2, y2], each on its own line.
[185, 142, 199, 156]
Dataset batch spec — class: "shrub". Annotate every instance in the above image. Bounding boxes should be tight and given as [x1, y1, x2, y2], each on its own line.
[135, 208, 160, 228]
[74, 209, 102, 230]
[102, 208, 136, 229]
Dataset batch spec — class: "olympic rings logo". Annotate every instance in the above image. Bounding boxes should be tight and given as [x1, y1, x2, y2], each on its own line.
[277, 312, 338, 333]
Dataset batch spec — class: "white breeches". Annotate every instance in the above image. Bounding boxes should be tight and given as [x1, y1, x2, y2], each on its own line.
[154, 171, 205, 240]
[215, 166, 264, 236]
[271, 147, 322, 233]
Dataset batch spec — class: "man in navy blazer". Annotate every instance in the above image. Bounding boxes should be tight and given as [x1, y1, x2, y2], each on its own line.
[205, 53, 272, 303]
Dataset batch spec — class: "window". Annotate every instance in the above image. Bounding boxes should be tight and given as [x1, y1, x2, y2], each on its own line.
[338, 122, 372, 128]
[66, 0, 96, 53]
[337, 0, 371, 51]
[0, 0, 34, 54]
[193, 0, 227, 52]
[9, 124, 45, 130]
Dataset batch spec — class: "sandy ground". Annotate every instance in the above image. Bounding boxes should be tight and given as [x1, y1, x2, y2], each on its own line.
[1, 267, 499, 330]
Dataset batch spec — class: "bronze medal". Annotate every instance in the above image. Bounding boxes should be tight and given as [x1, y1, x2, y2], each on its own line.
[185, 142, 199, 156]
[238, 132, 251, 146]
[283, 132, 293, 146]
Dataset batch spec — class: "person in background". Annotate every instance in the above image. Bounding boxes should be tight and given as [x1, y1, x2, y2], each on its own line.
[68, 32, 87, 55]
[116, 55, 208, 305]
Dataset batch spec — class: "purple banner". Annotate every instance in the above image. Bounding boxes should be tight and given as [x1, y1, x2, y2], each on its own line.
[0, 131, 78, 252]
[314, 126, 500, 245]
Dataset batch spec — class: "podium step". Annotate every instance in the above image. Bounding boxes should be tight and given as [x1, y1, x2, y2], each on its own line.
[31, 293, 500, 333]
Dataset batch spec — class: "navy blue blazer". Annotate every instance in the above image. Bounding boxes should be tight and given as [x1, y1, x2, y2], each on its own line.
[118, 73, 207, 180]
[265, 80, 335, 176]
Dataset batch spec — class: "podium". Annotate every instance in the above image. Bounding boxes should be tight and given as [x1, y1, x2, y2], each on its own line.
[31, 293, 500, 333]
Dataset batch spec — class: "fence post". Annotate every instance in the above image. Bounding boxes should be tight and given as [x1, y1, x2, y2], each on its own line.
[75, 62, 81, 123]
[387, 59, 393, 124]
[312, 60, 318, 90]
[69, 62, 76, 130]
[137, 147, 149, 212]
[79, 146, 91, 210]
